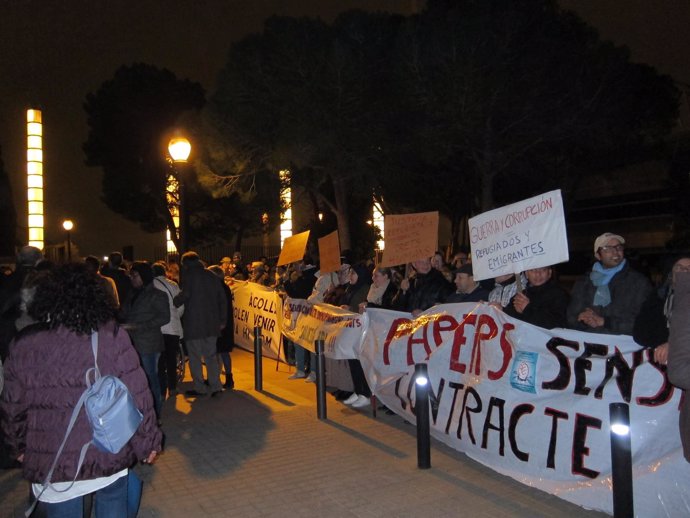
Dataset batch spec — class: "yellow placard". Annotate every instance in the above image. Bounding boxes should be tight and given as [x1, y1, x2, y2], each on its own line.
[318, 230, 341, 273]
[380, 211, 439, 267]
[277, 230, 311, 266]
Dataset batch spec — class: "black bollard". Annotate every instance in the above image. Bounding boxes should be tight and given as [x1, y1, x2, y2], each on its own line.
[315, 339, 327, 420]
[254, 326, 263, 392]
[609, 402, 634, 518]
[415, 363, 431, 469]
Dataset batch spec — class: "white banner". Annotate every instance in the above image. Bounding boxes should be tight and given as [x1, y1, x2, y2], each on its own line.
[281, 298, 367, 359]
[361, 303, 690, 517]
[468, 190, 569, 281]
[230, 281, 284, 360]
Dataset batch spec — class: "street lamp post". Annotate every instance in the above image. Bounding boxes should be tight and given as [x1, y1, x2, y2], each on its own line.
[62, 219, 74, 262]
[168, 136, 191, 253]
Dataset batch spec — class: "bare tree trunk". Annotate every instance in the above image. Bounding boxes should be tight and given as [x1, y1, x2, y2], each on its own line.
[234, 225, 244, 253]
[332, 175, 351, 251]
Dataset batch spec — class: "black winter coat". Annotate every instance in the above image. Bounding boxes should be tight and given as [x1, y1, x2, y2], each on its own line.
[394, 269, 453, 313]
[505, 280, 569, 329]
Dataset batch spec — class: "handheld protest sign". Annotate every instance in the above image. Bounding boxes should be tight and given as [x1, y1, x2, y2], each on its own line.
[380, 211, 439, 267]
[318, 230, 341, 274]
[468, 190, 568, 282]
[277, 230, 310, 266]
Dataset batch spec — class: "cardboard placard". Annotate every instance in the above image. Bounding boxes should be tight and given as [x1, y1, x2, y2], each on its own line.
[380, 211, 439, 267]
[277, 230, 310, 266]
[318, 230, 341, 273]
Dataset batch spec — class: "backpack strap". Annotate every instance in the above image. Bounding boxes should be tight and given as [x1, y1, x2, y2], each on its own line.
[26, 332, 100, 516]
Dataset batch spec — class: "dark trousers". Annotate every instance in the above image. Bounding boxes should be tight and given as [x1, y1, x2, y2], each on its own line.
[158, 334, 180, 397]
[348, 359, 371, 398]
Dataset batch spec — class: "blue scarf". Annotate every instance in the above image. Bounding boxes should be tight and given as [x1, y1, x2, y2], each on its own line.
[589, 259, 626, 307]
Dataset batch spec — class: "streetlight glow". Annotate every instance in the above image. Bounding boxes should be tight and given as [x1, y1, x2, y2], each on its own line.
[167, 135, 191, 253]
[62, 219, 74, 262]
[168, 137, 191, 162]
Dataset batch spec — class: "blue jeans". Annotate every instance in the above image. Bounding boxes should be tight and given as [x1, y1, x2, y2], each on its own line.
[140, 352, 162, 417]
[44, 474, 128, 518]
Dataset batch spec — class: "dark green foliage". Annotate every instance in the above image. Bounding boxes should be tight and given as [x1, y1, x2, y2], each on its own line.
[83, 64, 205, 241]
[203, 1, 680, 255]
[0, 145, 17, 255]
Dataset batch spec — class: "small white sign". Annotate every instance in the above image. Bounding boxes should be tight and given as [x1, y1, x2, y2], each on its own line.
[468, 190, 569, 281]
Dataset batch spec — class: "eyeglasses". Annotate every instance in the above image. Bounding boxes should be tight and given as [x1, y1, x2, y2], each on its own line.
[598, 245, 624, 253]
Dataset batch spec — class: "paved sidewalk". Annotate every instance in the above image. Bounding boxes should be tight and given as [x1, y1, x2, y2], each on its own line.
[1, 349, 607, 517]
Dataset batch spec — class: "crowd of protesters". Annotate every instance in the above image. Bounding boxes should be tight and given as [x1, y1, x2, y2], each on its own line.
[2, 229, 690, 514]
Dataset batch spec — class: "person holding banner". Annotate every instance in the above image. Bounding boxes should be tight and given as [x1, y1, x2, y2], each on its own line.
[359, 266, 397, 311]
[567, 233, 651, 335]
[487, 272, 527, 309]
[393, 258, 453, 317]
[340, 264, 373, 408]
[285, 259, 317, 380]
[444, 263, 489, 303]
[503, 266, 569, 329]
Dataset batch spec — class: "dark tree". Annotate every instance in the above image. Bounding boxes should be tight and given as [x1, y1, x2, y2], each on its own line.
[83, 64, 205, 250]
[381, 0, 678, 250]
[208, 11, 401, 251]
[0, 145, 17, 256]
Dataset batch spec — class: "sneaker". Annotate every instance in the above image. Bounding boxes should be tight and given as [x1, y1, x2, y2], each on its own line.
[288, 371, 306, 380]
[334, 390, 353, 401]
[351, 396, 371, 408]
[343, 393, 360, 405]
[305, 371, 317, 383]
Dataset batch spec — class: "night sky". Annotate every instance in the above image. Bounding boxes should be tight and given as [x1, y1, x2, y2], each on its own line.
[1, 0, 688, 259]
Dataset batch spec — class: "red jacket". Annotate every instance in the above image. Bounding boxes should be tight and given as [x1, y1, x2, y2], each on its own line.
[1, 320, 161, 483]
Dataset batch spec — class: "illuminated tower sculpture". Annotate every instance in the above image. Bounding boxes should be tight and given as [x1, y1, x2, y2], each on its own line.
[280, 169, 292, 247]
[26, 109, 44, 249]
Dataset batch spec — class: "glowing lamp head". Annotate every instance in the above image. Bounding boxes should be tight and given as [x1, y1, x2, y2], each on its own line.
[611, 423, 630, 436]
[609, 402, 631, 437]
[168, 137, 191, 162]
[414, 363, 429, 387]
[62, 219, 74, 231]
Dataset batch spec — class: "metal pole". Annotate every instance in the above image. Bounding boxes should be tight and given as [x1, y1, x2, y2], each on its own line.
[315, 339, 327, 420]
[254, 326, 263, 392]
[415, 363, 431, 469]
[609, 402, 634, 518]
[66, 231, 72, 262]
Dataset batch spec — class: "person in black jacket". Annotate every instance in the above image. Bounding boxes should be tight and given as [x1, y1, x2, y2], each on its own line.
[208, 266, 235, 389]
[284, 259, 317, 379]
[504, 266, 569, 329]
[634, 256, 690, 365]
[394, 257, 453, 316]
[339, 264, 373, 409]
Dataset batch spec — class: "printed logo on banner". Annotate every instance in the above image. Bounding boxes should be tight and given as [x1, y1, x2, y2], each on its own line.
[510, 351, 538, 393]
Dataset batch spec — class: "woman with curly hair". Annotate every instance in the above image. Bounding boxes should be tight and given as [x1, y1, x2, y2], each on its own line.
[1, 263, 161, 517]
